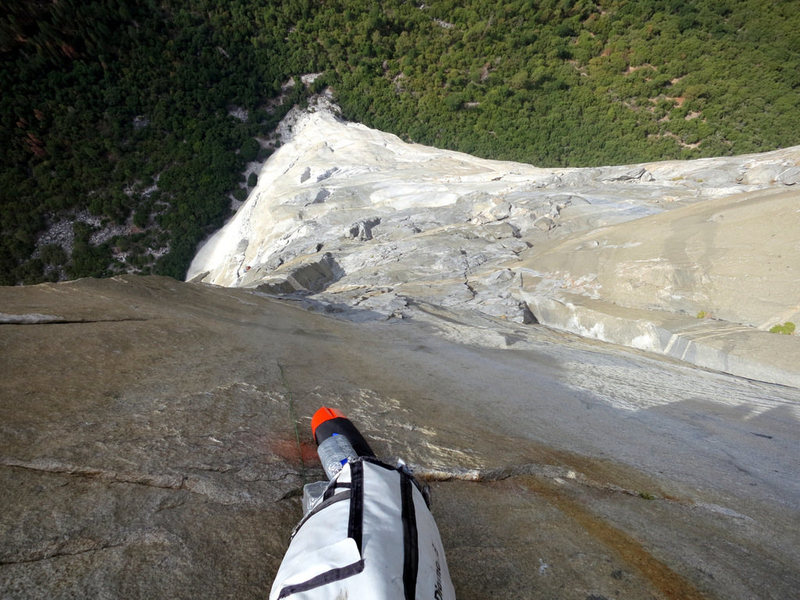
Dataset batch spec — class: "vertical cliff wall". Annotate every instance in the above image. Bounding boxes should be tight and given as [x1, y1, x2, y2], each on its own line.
[2, 276, 799, 598]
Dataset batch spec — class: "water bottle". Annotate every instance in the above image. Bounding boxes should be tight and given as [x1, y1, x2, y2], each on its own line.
[316, 433, 359, 480]
[311, 407, 376, 480]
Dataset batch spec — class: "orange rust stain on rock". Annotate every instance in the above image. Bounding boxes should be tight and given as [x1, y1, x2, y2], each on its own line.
[522, 476, 707, 600]
[299, 440, 320, 463]
[270, 439, 319, 465]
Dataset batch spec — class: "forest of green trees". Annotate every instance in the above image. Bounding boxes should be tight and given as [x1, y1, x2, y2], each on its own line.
[2, 0, 799, 285]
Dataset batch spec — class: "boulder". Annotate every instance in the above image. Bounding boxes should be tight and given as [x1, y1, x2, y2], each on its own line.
[778, 166, 800, 185]
[347, 217, 381, 241]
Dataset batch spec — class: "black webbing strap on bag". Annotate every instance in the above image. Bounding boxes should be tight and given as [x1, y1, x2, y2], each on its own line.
[400, 473, 420, 600]
[347, 459, 364, 554]
[277, 559, 366, 599]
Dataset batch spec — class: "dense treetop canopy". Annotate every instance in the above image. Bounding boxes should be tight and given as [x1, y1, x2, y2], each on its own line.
[2, 0, 798, 284]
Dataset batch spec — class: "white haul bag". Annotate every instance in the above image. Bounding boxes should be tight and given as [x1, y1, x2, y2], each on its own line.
[269, 458, 456, 599]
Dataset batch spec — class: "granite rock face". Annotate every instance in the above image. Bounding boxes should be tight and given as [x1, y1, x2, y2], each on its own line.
[2, 276, 800, 599]
[187, 102, 800, 387]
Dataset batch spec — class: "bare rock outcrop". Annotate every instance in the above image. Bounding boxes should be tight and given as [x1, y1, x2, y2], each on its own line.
[187, 105, 800, 387]
[517, 187, 800, 386]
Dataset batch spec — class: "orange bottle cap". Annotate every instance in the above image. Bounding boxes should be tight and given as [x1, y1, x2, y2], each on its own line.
[311, 407, 346, 438]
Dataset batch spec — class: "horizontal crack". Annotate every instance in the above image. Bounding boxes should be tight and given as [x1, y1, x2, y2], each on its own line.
[1, 458, 184, 490]
[1, 457, 303, 508]
[410, 462, 670, 501]
[0, 530, 177, 566]
[2, 456, 668, 505]
[0, 541, 126, 566]
[0, 316, 150, 326]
